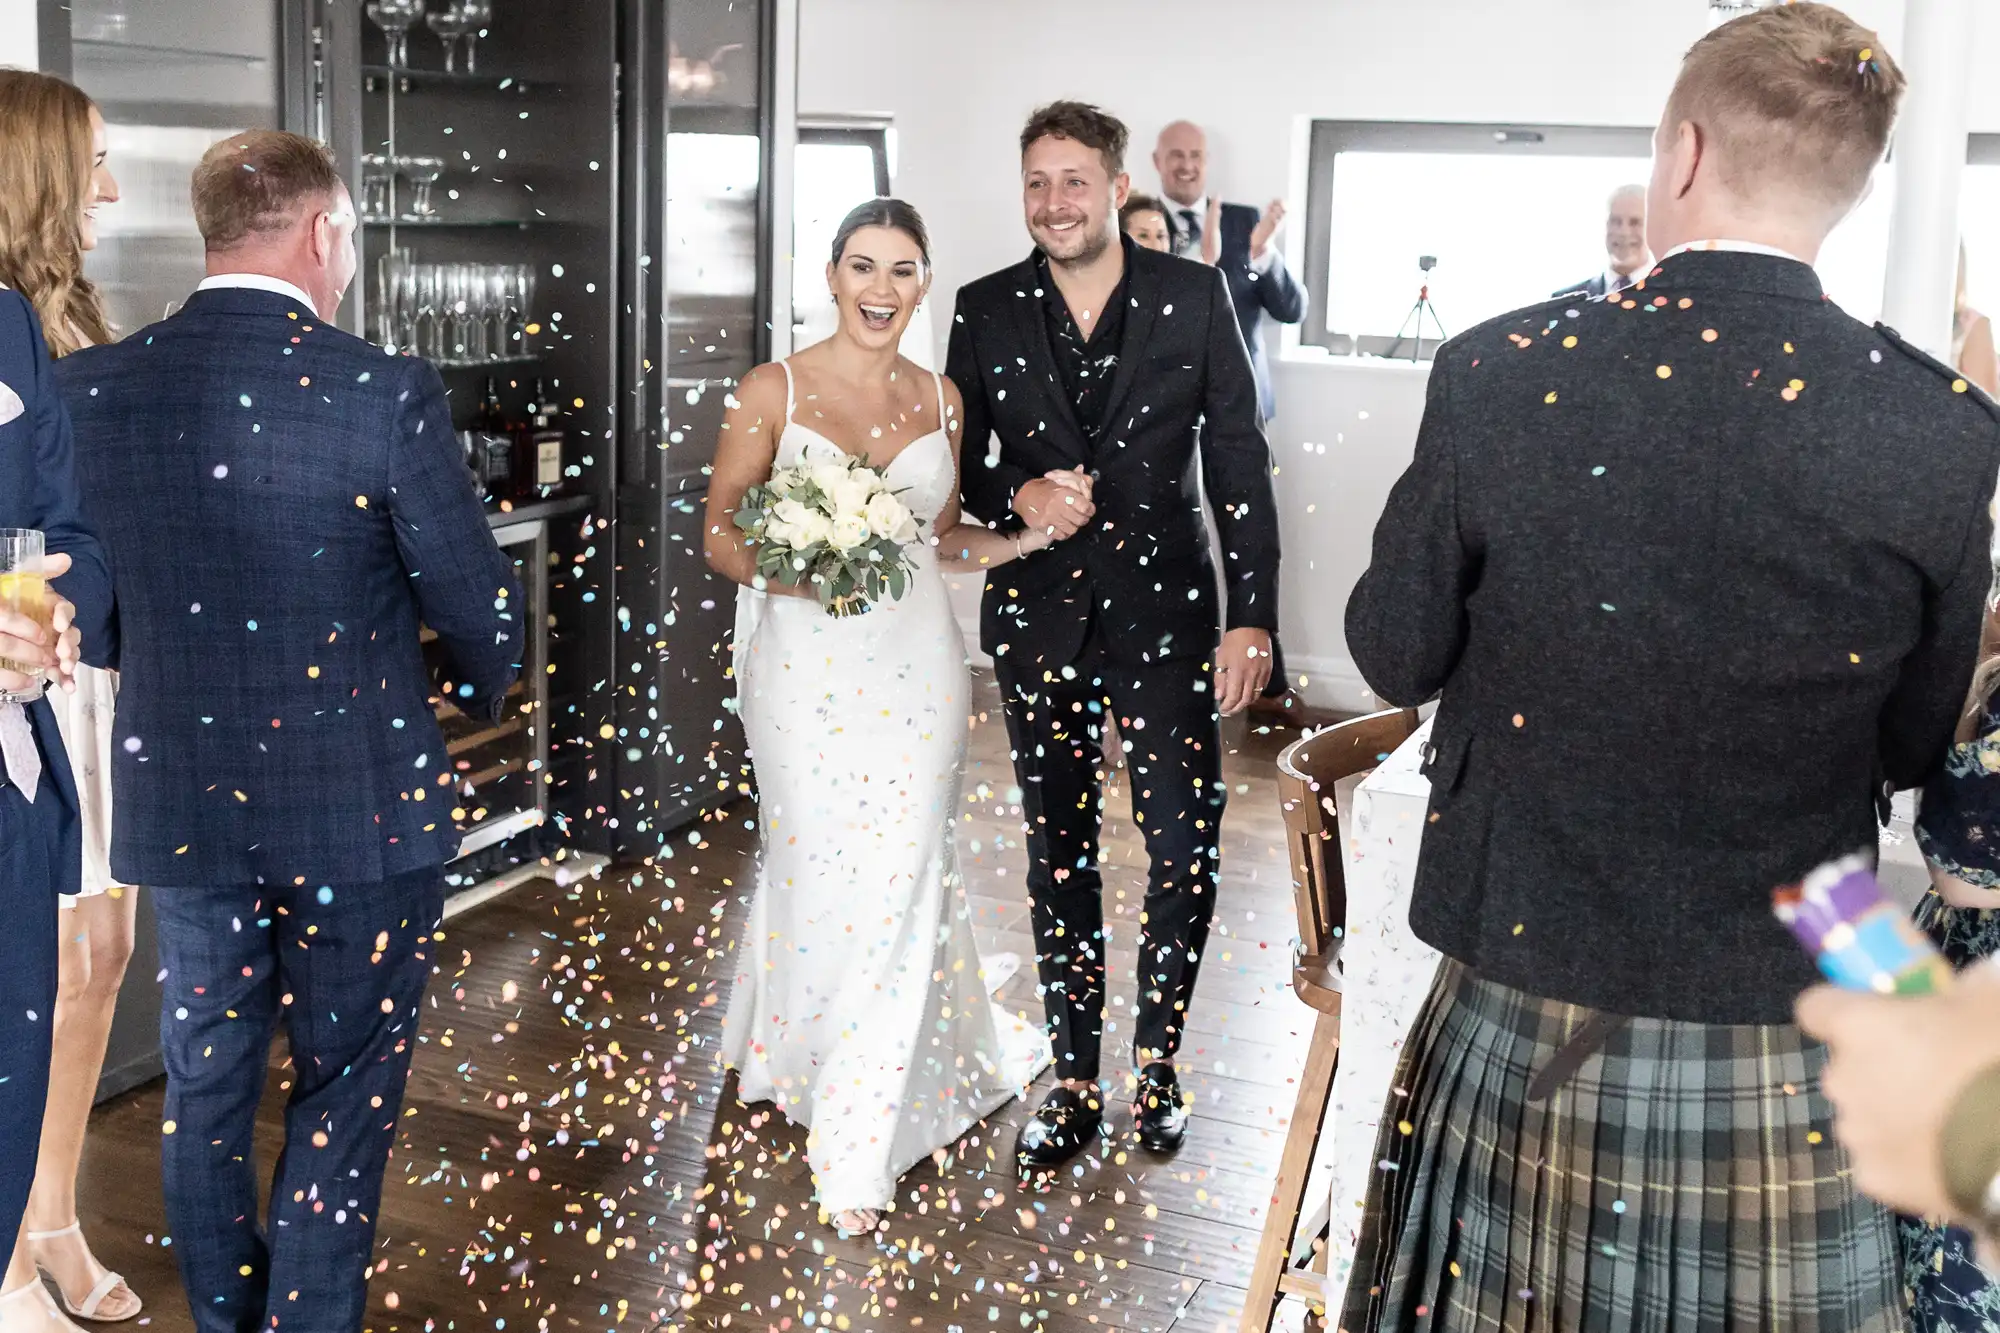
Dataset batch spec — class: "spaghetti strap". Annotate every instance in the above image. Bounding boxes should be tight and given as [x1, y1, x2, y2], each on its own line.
[930, 370, 945, 428]
[779, 358, 797, 421]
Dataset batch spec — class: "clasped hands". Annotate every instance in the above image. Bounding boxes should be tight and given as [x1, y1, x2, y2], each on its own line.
[0, 550, 82, 696]
[1013, 468, 1096, 542]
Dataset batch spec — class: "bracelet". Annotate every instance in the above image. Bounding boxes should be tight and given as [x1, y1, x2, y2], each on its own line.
[1012, 533, 1023, 560]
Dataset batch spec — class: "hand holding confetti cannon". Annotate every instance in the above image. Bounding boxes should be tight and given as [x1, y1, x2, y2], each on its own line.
[1774, 853, 1955, 996]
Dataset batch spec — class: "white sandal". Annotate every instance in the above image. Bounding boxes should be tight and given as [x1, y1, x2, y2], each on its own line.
[23, 1224, 140, 1323]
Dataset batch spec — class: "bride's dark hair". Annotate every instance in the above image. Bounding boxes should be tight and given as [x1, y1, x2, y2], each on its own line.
[830, 197, 931, 270]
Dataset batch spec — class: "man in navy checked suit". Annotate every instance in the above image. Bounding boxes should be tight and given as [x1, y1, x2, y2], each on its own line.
[0, 288, 115, 1297]
[57, 131, 522, 1333]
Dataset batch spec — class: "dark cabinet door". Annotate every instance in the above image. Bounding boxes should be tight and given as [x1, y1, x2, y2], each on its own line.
[615, 0, 772, 847]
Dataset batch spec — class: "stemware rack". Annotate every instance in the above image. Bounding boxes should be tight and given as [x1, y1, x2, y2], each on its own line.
[354, 0, 621, 872]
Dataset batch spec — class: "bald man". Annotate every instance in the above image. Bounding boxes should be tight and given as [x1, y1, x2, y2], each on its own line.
[1555, 183, 1652, 298]
[1153, 120, 1304, 423]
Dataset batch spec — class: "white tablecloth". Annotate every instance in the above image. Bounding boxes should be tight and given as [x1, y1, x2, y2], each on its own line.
[1324, 719, 1441, 1302]
[1317, 722, 1931, 1304]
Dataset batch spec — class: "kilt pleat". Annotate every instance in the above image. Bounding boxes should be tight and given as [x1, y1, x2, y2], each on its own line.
[1338, 962, 1903, 1333]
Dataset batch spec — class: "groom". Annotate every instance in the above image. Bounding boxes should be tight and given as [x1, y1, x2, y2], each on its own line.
[948, 101, 1281, 1168]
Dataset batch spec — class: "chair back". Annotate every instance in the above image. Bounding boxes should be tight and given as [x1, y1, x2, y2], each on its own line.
[1275, 708, 1421, 965]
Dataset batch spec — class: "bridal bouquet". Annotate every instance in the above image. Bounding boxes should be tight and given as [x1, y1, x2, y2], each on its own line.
[735, 452, 921, 616]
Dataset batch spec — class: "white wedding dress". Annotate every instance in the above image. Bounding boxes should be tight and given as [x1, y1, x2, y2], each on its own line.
[722, 362, 1049, 1216]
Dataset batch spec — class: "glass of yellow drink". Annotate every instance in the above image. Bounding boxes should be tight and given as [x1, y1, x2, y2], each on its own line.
[0, 528, 52, 703]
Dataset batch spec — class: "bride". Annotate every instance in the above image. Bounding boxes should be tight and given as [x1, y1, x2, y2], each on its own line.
[705, 199, 1081, 1233]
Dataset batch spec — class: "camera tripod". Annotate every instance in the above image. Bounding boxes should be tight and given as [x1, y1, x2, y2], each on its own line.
[1386, 257, 1448, 362]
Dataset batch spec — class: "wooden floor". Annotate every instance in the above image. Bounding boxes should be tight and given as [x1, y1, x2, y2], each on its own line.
[73, 676, 1335, 1332]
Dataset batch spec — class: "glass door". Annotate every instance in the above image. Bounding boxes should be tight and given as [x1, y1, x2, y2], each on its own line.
[60, 0, 285, 336]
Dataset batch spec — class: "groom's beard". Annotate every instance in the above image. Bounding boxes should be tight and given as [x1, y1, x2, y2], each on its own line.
[1036, 217, 1114, 269]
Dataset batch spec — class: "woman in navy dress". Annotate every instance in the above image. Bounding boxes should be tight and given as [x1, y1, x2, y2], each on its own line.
[1909, 633, 2000, 1332]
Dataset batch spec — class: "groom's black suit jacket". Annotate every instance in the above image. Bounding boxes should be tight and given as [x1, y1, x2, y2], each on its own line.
[949, 240, 1281, 671]
[1347, 248, 2000, 1025]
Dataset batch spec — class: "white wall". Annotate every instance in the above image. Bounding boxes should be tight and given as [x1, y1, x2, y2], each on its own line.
[799, 0, 2000, 707]
[0, 0, 36, 69]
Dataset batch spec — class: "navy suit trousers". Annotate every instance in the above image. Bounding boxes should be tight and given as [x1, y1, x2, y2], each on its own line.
[0, 780, 59, 1261]
[154, 867, 443, 1333]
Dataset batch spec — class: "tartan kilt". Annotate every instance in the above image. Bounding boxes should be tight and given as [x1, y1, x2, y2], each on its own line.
[1338, 961, 1902, 1333]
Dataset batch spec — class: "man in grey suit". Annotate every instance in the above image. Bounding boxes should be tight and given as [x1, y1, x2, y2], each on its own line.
[1153, 120, 1304, 423]
[1554, 183, 1652, 299]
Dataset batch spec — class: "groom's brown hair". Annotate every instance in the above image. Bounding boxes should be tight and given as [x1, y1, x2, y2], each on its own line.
[1020, 101, 1128, 177]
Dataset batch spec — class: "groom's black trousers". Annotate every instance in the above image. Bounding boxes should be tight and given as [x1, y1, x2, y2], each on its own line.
[997, 632, 1225, 1082]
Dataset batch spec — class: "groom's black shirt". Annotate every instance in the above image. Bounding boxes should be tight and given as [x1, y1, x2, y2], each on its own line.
[1036, 247, 1131, 444]
[951, 234, 1279, 671]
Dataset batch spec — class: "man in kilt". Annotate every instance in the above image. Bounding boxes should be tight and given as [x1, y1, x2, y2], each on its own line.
[1341, 5, 2000, 1330]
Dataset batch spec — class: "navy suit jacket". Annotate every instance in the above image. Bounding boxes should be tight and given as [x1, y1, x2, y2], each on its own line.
[56, 286, 524, 887]
[1167, 201, 1306, 421]
[0, 289, 115, 900]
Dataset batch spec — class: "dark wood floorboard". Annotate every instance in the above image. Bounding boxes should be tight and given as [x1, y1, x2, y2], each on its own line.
[70, 678, 1340, 1331]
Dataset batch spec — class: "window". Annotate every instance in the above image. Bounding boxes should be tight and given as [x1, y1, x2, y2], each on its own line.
[1301, 122, 1654, 358]
[1961, 136, 2000, 323]
[792, 122, 892, 338]
[1301, 122, 1995, 357]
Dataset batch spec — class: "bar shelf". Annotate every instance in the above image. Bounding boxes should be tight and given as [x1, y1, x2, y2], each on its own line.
[363, 66, 542, 94]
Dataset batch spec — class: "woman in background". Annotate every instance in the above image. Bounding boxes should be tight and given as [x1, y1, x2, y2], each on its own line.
[1120, 192, 1173, 253]
[1956, 242, 1997, 397]
[0, 70, 141, 1329]
[1904, 595, 2000, 1332]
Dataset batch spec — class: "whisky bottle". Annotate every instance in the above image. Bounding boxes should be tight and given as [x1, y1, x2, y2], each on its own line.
[471, 375, 513, 500]
[525, 376, 566, 499]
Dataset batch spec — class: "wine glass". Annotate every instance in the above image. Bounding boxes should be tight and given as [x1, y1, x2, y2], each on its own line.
[397, 155, 444, 219]
[426, 2, 472, 74]
[413, 264, 445, 361]
[458, 0, 494, 75]
[373, 249, 409, 347]
[510, 263, 535, 352]
[366, 0, 425, 69]
[360, 154, 393, 221]
[389, 255, 419, 353]
[483, 265, 512, 359]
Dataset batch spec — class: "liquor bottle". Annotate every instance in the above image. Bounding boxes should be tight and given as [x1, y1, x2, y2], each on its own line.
[522, 376, 566, 499]
[472, 375, 513, 501]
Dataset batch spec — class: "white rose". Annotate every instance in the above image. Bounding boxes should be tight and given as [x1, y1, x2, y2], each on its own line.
[808, 461, 850, 498]
[831, 512, 872, 551]
[770, 497, 814, 538]
[830, 473, 875, 519]
[891, 510, 920, 544]
[762, 515, 797, 548]
[794, 510, 834, 547]
[865, 490, 911, 541]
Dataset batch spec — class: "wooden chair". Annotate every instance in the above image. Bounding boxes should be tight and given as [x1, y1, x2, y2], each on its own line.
[1240, 707, 1422, 1333]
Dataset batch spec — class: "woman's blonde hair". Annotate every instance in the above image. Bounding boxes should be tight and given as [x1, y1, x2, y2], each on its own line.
[0, 70, 112, 356]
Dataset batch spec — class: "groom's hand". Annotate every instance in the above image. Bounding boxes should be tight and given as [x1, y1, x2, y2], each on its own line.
[1014, 476, 1094, 540]
[1214, 628, 1273, 716]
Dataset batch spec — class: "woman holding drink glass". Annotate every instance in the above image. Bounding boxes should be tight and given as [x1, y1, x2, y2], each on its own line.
[0, 70, 143, 1327]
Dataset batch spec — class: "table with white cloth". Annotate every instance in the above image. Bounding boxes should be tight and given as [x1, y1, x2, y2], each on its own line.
[1317, 720, 1932, 1305]
[1321, 718, 1441, 1303]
